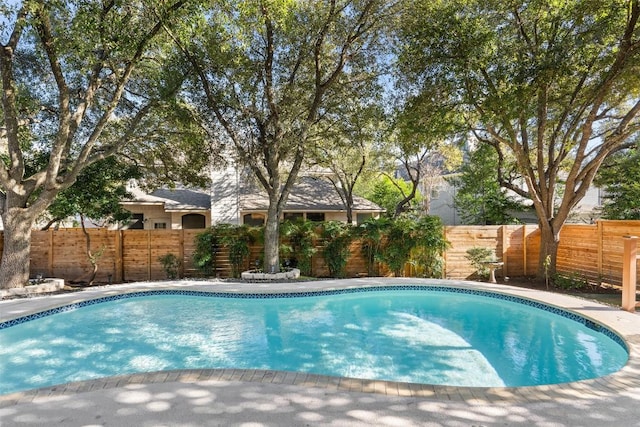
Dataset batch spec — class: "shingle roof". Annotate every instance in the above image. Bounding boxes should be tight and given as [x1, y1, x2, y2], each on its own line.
[124, 186, 210, 211]
[241, 176, 383, 212]
[125, 176, 383, 214]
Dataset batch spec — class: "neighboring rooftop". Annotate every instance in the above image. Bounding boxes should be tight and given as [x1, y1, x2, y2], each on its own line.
[241, 176, 383, 213]
[123, 186, 211, 212]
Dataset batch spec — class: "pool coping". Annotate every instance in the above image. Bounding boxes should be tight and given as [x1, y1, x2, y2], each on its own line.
[1, 277, 639, 407]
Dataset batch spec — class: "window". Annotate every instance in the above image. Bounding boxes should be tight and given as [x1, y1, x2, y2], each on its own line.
[182, 213, 206, 229]
[154, 222, 167, 229]
[357, 213, 373, 225]
[243, 213, 265, 226]
[283, 212, 303, 222]
[130, 213, 144, 229]
[306, 212, 325, 222]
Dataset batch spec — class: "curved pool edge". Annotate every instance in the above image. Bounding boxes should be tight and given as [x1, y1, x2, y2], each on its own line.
[1, 277, 639, 406]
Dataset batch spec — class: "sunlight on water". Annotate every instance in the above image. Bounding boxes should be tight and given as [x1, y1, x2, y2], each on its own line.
[0, 289, 628, 394]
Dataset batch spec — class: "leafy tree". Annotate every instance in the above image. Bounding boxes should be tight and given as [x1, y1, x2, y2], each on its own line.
[450, 144, 526, 225]
[42, 157, 141, 230]
[399, 0, 640, 278]
[42, 157, 141, 285]
[594, 147, 640, 219]
[390, 86, 464, 217]
[168, 0, 396, 273]
[310, 101, 386, 224]
[0, 0, 191, 288]
[364, 175, 422, 218]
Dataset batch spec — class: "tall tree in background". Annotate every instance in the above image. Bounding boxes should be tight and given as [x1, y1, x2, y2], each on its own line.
[450, 144, 526, 225]
[310, 101, 386, 224]
[364, 174, 422, 217]
[400, 0, 640, 278]
[43, 157, 141, 286]
[170, 0, 397, 273]
[594, 146, 640, 219]
[389, 87, 464, 217]
[42, 157, 140, 231]
[0, 0, 191, 288]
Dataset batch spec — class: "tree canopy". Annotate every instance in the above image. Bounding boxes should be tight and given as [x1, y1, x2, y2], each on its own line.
[399, 0, 640, 277]
[594, 145, 640, 219]
[0, 0, 193, 288]
[450, 144, 527, 225]
[169, 0, 398, 272]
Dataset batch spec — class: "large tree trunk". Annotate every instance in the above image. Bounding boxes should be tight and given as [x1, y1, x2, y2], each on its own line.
[263, 197, 281, 274]
[537, 221, 560, 281]
[0, 206, 37, 289]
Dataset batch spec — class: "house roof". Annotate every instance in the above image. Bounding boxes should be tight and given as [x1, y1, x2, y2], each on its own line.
[124, 175, 383, 215]
[123, 186, 210, 212]
[240, 176, 384, 213]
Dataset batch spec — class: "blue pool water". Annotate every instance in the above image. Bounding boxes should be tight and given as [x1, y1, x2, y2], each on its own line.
[0, 287, 628, 394]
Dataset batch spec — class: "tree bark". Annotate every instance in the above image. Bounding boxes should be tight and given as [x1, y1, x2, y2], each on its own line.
[0, 205, 37, 289]
[263, 196, 281, 273]
[537, 220, 560, 280]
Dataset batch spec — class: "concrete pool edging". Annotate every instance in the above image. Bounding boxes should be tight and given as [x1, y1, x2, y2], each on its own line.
[1, 277, 639, 408]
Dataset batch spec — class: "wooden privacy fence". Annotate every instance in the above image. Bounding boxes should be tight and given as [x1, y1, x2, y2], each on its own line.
[0, 220, 639, 285]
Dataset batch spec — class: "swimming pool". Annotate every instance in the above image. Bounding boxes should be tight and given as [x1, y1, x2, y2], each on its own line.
[0, 285, 628, 395]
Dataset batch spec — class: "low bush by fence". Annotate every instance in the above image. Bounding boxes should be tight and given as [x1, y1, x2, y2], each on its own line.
[1, 220, 639, 285]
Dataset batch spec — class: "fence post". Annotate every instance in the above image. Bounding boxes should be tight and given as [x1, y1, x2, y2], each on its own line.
[622, 236, 638, 312]
[597, 220, 603, 281]
[114, 230, 123, 283]
[147, 230, 152, 281]
[501, 225, 508, 277]
[522, 224, 527, 276]
[48, 229, 54, 277]
[443, 226, 448, 279]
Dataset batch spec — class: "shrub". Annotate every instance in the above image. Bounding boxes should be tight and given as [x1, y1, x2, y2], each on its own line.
[321, 221, 353, 278]
[553, 272, 591, 291]
[158, 253, 181, 280]
[377, 217, 415, 276]
[371, 216, 449, 278]
[410, 216, 449, 278]
[193, 229, 221, 277]
[465, 247, 495, 279]
[193, 224, 258, 278]
[280, 219, 317, 275]
[356, 217, 390, 276]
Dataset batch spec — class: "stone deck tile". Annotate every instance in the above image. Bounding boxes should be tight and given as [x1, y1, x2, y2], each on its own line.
[282, 371, 298, 385]
[270, 371, 287, 384]
[261, 370, 276, 383]
[149, 371, 171, 383]
[239, 369, 256, 381]
[483, 387, 520, 403]
[296, 373, 320, 387]
[324, 376, 341, 391]
[249, 370, 266, 382]
[314, 374, 330, 388]
[127, 374, 148, 384]
[397, 384, 412, 397]
[164, 371, 183, 382]
[465, 388, 492, 405]
[218, 369, 235, 381]
[411, 383, 436, 398]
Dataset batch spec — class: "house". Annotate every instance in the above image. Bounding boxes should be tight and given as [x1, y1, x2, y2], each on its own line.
[237, 175, 384, 226]
[119, 185, 212, 229]
[122, 169, 384, 229]
[427, 174, 605, 225]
